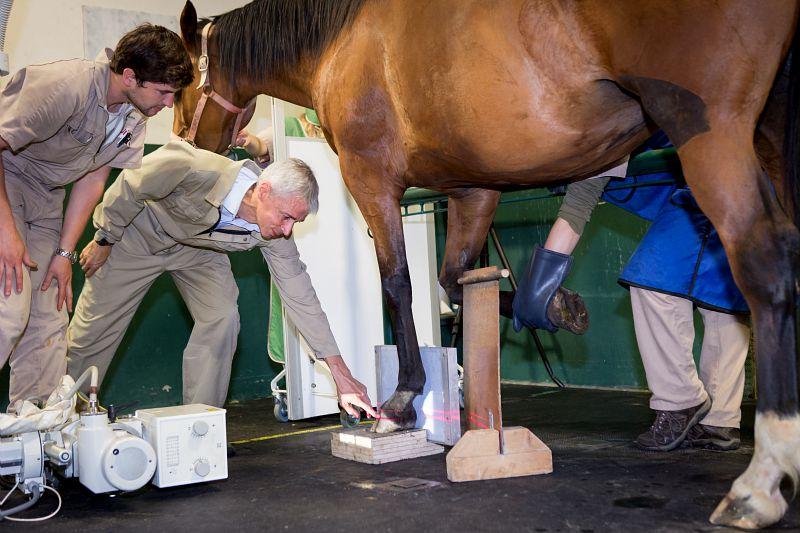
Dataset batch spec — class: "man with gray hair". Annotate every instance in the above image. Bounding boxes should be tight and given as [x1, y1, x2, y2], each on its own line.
[66, 140, 376, 417]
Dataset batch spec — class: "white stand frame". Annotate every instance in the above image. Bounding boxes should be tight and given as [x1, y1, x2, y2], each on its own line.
[270, 98, 442, 421]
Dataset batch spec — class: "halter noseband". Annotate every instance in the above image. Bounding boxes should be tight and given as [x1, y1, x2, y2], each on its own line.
[184, 23, 253, 153]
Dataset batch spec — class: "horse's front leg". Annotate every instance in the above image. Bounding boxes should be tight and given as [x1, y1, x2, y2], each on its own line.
[342, 161, 425, 433]
[438, 188, 502, 312]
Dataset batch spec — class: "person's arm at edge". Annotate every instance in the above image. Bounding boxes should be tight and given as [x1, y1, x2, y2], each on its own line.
[0, 136, 36, 297]
[319, 355, 378, 418]
[544, 217, 582, 255]
[40, 166, 111, 312]
[545, 175, 615, 254]
[260, 241, 377, 418]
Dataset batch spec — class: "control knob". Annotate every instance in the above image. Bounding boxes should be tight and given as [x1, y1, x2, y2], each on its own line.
[192, 420, 209, 437]
[193, 458, 211, 477]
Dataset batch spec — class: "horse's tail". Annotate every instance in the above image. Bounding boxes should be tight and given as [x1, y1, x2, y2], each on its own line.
[784, 25, 800, 229]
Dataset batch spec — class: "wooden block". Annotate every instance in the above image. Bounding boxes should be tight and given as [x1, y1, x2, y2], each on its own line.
[333, 443, 444, 465]
[331, 429, 444, 464]
[446, 427, 553, 482]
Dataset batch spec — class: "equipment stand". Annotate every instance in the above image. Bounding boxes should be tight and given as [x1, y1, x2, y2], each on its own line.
[446, 266, 553, 482]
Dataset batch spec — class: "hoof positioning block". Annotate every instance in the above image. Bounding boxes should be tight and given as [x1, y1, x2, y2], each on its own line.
[331, 428, 443, 465]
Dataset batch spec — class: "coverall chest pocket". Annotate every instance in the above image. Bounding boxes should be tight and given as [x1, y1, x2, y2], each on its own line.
[167, 194, 212, 224]
[171, 171, 220, 223]
[46, 121, 96, 164]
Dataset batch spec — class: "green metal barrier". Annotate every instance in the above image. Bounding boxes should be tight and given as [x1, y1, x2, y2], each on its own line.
[400, 148, 681, 215]
[420, 147, 690, 389]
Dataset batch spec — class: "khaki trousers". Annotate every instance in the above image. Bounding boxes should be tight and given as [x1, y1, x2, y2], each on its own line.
[0, 174, 67, 405]
[630, 286, 750, 428]
[67, 221, 240, 407]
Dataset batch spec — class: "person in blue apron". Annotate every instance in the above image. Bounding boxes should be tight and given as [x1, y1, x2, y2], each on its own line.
[513, 132, 750, 451]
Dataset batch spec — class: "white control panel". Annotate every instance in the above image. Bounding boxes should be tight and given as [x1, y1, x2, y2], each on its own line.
[135, 404, 227, 488]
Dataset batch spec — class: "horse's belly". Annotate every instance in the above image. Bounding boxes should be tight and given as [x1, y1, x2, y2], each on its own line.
[403, 83, 647, 188]
[325, 0, 649, 188]
[374, 1, 649, 187]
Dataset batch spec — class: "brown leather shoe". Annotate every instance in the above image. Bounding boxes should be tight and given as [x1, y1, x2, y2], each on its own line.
[634, 398, 712, 451]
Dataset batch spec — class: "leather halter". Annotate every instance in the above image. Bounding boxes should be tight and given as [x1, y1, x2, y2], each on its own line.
[184, 23, 253, 152]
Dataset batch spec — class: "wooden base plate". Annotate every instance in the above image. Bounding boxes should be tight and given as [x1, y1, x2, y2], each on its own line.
[331, 428, 444, 465]
[446, 427, 553, 482]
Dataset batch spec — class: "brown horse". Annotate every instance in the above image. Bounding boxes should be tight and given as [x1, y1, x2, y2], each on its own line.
[173, 1, 800, 528]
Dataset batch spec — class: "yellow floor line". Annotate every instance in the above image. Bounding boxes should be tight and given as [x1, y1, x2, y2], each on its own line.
[230, 421, 372, 445]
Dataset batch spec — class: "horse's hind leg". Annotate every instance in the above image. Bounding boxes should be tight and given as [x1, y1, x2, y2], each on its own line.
[441, 188, 589, 333]
[438, 188, 502, 311]
[756, 68, 795, 218]
[672, 126, 799, 529]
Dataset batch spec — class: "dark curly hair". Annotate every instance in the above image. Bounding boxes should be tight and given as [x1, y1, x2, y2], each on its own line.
[109, 24, 193, 89]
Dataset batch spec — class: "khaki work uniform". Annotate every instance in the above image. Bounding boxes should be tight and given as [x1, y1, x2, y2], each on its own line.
[0, 50, 147, 404]
[631, 287, 750, 428]
[67, 141, 340, 407]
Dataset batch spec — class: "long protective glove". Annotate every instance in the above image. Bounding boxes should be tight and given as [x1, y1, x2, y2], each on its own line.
[512, 245, 575, 333]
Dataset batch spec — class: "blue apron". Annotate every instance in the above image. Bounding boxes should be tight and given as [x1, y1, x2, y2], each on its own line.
[601, 139, 749, 314]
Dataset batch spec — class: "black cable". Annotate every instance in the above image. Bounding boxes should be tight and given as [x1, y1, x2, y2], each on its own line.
[449, 307, 461, 349]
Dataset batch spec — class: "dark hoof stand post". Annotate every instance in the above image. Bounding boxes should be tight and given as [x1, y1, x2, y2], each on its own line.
[447, 266, 553, 482]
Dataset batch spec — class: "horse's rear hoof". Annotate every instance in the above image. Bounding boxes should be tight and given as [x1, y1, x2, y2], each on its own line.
[547, 287, 589, 335]
[710, 492, 785, 530]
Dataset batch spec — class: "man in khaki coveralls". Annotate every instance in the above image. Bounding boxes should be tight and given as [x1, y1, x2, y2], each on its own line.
[0, 25, 193, 406]
[67, 141, 376, 416]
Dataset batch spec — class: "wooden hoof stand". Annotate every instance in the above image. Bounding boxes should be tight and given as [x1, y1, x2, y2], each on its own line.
[447, 266, 553, 482]
[447, 427, 552, 482]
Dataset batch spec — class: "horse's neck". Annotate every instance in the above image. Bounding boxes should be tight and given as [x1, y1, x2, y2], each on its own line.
[238, 66, 316, 110]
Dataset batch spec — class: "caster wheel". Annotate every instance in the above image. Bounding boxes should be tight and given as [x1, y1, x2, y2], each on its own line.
[340, 409, 361, 428]
[273, 397, 289, 422]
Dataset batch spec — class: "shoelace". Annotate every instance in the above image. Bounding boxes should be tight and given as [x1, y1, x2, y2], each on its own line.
[650, 411, 688, 439]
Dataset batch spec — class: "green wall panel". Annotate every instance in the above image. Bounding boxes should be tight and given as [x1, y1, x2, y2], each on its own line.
[436, 189, 706, 390]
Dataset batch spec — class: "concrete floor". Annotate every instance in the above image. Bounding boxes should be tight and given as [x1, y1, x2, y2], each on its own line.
[4, 384, 799, 532]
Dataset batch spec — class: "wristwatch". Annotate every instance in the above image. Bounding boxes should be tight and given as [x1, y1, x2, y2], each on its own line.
[96, 237, 113, 247]
[54, 247, 79, 264]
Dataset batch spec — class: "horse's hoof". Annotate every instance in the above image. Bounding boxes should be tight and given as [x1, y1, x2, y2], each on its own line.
[547, 287, 589, 335]
[371, 411, 417, 433]
[371, 390, 419, 433]
[709, 492, 786, 530]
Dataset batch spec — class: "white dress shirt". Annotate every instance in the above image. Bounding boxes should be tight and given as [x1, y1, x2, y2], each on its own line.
[216, 165, 261, 232]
